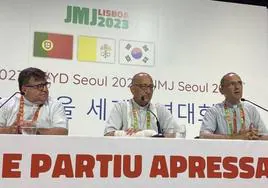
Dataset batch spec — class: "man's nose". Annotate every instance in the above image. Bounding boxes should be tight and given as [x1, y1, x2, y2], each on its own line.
[144, 87, 153, 93]
[40, 86, 48, 91]
[235, 83, 242, 88]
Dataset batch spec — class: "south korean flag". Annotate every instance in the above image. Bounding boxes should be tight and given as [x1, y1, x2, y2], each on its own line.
[119, 40, 155, 66]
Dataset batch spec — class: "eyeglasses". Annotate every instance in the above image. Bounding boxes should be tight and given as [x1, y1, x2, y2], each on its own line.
[134, 84, 156, 90]
[24, 82, 51, 90]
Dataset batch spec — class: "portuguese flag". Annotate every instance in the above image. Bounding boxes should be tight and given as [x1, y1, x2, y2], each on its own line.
[33, 32, 73, 60]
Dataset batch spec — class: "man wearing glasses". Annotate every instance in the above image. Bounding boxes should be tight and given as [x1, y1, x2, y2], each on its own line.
[0, 67, 68, 135]
[104, 72, 181, 137]
[200, 72, 268, 140]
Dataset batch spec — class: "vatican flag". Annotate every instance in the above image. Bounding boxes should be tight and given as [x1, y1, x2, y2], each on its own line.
[78, 36, 115, 63]
[119, 40, 155, 66]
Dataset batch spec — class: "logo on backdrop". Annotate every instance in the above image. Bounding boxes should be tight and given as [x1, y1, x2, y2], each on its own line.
[33, 32, 73, 60]
[64, 5, 129, 30]
[119, 40, 155, 66]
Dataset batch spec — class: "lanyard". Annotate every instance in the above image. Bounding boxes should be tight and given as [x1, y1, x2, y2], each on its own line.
[224, 102, 245, 135]
[15, 96, 42, 126]
[131, 100, 151, 130]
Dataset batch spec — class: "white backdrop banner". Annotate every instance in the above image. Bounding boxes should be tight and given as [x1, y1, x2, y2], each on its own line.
[0, 135, 268, 187]
[0, 0, 267, 138]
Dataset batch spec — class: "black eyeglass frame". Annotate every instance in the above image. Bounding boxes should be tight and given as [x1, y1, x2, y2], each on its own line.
[24, 82, 51, 90]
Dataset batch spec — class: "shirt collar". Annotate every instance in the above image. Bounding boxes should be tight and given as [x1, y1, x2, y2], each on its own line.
[223, 100, 242, 109]
[20, 95, 47, 107]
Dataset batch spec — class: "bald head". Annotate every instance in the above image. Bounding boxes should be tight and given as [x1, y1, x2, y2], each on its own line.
[219, 72, 243, 105]
[131, 72, 153, 86]
[220, 72, 240, 87]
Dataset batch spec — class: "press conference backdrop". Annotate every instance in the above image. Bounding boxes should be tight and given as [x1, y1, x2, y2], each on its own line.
[0, 0, 267, 138]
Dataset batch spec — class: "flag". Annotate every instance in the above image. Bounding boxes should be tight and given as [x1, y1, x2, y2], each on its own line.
[78, 36, 115, 63]
[33, 32, 73, 60]
[119, 40, 155, 66]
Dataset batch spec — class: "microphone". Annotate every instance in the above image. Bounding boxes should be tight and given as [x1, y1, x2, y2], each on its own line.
[0, 91, 24, 134]
[241, 98, 268, 112]
[148, 109, 165, 138]
[0, 92, 22, 109]
[141, 96, 164, 137]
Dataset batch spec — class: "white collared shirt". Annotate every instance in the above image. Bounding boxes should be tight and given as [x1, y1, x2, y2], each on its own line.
[0, 94, 67, 129]
[104, 99, 179, 135]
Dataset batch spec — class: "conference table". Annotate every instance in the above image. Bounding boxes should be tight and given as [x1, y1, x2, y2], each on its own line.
[0, 135, 267, 188]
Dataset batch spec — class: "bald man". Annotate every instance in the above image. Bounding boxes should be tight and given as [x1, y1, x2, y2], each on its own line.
[200, 72, 268, 140]
[104, 72, 184, 137]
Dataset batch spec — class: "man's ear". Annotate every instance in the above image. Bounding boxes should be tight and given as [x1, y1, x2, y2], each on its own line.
[219, 85, 224, 94]
[130, 85, 135, 95]
[21, 86, 27, 95]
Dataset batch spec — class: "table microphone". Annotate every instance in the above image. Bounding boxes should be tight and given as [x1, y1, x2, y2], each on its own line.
[141, 96, 164, 137]
[0, 92, 23, 109]
[241, 98, 268, 112]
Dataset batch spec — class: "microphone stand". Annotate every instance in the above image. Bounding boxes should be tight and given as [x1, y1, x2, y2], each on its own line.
[0, 92, 22, 134]
[140, 96, 164, 137]
[0, 92, 21, 109]
[147, 109, 164, 138]
[241, 98, 268, 112]
[241, 98, 268, 138]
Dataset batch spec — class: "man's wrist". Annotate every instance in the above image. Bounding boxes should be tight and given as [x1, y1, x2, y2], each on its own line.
[227, 134, 238, 139]
[0, 126, 17, 134]
[228, 133, 246, 140]
[105, 131, 116, 136]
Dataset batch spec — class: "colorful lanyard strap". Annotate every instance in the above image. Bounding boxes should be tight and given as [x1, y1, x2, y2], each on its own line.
[15, 96, 42, 126]
[224, 102, 245, 135]
[131, 101, 151, 130]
